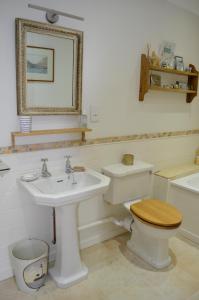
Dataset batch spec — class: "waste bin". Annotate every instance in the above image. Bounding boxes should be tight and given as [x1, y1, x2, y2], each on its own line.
[11, 239, 49, 294]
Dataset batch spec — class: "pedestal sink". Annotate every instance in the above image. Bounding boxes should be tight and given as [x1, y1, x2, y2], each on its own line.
[19, 169, 110, 288]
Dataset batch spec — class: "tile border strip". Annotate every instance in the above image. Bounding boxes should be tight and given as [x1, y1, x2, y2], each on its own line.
[0, 129, 199, 155]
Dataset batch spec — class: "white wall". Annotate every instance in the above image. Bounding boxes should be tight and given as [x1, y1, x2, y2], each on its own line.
[168, 0, 199, 17]
[1, 0, 199, 146]
[1, 0, 199, 281]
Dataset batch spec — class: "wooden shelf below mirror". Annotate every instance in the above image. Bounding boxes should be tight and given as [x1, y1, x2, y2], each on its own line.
[11, 128, 92, 147]
[139, 54, 198, 102]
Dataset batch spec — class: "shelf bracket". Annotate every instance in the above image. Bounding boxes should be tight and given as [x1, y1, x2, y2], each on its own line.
[139, 54, 149, 101]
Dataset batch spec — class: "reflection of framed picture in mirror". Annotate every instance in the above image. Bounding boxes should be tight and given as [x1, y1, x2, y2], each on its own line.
[26, 46, 54, 82]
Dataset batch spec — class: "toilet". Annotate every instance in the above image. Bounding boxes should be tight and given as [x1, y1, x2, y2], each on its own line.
[102, 161, 182, 269]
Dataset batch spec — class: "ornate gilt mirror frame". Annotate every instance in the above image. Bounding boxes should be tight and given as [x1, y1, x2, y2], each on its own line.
[16, 18, 83, 115]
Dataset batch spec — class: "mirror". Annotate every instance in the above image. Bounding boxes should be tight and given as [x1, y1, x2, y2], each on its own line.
[16, 19, 83, 115]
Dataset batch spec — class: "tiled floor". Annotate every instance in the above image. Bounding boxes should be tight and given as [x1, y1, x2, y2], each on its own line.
[1, 234, 199, 300]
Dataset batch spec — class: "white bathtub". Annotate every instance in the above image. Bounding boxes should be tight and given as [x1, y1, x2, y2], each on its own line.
[168, 172, 199, 244]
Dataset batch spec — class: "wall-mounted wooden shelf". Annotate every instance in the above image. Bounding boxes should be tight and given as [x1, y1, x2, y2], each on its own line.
[139, 54, 198, 102]
[11, 128, 92, 147]
[149, 86, 197, 94]
[149, 65, 198, 77]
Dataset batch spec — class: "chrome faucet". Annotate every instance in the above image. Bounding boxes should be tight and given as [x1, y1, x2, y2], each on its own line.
[65, 155, 77, 184]
[65, 155, 73, 174]
[41, 158, 51, 177]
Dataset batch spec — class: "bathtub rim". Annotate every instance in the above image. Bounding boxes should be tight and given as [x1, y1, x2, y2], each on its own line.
[170, 172, 199, 195]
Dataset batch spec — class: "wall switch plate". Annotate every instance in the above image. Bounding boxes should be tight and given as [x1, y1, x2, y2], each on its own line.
[90, 105, 100, 122]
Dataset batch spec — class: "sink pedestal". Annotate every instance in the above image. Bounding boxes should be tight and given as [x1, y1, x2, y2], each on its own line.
[49, 204, 88, 288]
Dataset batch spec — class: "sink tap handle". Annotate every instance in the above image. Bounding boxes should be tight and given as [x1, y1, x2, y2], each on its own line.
[64, 155, 72, 165]
[41, 158, 51, 177]
[41, 158, 48, 162]
[64, 155, 73, 174]
[64, 155, 72, 159]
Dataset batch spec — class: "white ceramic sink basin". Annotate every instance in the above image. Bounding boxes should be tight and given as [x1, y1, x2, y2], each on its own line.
[19, 168, 110, 289]
[20, 169, 110, 206]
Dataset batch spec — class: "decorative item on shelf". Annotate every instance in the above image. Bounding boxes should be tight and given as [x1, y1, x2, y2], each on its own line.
[175, 56, 184, 71]
[159, 41, 175, 69]
[146, 43, 151, 61]
[73, 166, 86, 172]
[162, 84, 170, 89]
[150, 51, 160, 67]
[122, 154, 134, 166]
[185, 66, 192, 73]
[195, 156, 199, 165]
[161, 62, 167, 68]
[167, 59, 175, 69]
[161, 59, 175, 70]
[195, 149, 199, 165]
[80, 114, 87, 128]
[174, 81, 187, 90]
[150, 74, 161, 87]
[19, 116, 32, 133]
[175, 81, 179, 89]
[178, 82, 188, 90]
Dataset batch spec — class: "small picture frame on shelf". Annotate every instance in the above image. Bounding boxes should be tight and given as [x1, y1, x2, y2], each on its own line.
[159, 41, 175, 68]
[150, 74, 161, 87]
[175, 56, 184, 71]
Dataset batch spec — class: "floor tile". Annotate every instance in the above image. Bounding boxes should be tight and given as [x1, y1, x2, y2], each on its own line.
[0, 234, 199, 300]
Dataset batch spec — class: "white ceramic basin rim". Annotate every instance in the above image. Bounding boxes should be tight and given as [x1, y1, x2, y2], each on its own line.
[20, 169, 110, 207]
[33, 172, 100, 194]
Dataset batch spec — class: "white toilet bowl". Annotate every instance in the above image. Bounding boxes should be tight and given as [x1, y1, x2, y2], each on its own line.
[127, 214, 179, 268]
[127, 199, 182, 268]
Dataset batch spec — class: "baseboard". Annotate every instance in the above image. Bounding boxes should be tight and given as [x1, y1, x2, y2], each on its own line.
[79, 223, 126, 250]
[49, 217, 126, 262]
[178, 228, 199, 244]
[0, 267, 13, 282]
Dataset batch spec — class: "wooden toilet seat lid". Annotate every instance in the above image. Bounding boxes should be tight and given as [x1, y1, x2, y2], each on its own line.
[130, 199, 182, 228]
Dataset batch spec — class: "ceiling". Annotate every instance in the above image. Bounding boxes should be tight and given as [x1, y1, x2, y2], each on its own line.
[167, 0, 199, 17]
